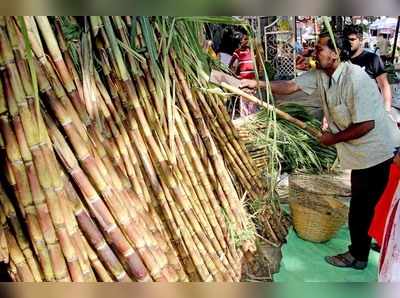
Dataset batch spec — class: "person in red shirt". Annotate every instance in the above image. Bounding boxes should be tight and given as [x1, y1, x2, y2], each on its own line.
[229, 32, 257, 117]
[369, 148, 400, 281]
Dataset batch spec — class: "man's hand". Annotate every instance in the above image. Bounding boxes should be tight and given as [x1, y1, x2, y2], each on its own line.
[240, 79, 300, 95]
[319, 132, 338, 146]
[239, 79, 258, 90]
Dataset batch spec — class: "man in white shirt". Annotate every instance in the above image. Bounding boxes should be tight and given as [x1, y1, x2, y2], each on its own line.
[241, 33, 400, 270]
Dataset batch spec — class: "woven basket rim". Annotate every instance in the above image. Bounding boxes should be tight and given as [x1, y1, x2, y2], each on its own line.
[289, 173, 351, 196]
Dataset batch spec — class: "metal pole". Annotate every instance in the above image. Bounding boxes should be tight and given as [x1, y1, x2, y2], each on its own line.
[391, 16, 400, 63]
[314, 17, 318, 42]
[293, 16, 297, 77]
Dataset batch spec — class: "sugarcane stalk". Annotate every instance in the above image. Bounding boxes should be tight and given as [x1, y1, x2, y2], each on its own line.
[196, 90, 264, 196]
[3, 218, 35, 282]
[34, 17, 77, 94]
[0, 115, 60, 281]
[61, 171, 131, 281]
[45, 112, 160, 281]
[20, 17, 89, 137]
[3, 22, 91, 281]
[134, 75, 238, 272]
[126, 59, 238, 279]
[54, 17, 85, 104]
[81, 234, 113, 282]
[0, 205, 9, 264]
[88, 123, 184, 278]
[0, 178, 43, 281]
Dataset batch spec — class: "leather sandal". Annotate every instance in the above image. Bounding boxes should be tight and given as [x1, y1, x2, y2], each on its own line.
[324, 251, 367, 270]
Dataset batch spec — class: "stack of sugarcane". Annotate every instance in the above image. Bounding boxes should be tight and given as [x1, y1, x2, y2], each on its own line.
[0, 16, 286, 282]
[233, 115, 269, 173]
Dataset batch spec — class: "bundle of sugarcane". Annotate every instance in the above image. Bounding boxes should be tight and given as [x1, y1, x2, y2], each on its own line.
[0, 16, 286, 282]
[233, 115, 269, 173]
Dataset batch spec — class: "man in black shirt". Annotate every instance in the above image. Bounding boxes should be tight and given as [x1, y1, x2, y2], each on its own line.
[344, 25, 392, 113]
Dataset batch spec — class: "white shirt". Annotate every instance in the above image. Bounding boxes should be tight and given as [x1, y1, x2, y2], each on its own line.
[219, 52, 232, 66]
[295, 62, 400, 170]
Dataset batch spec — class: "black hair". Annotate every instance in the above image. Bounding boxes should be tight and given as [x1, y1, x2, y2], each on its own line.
[343, 25, 363, 39]
[318, 31, 352, 61]
[237, 27, 248, 36]
[219, 27, 236, 54]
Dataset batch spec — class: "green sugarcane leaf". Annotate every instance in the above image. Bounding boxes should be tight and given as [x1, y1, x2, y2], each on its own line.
[322, 16, 340, 59]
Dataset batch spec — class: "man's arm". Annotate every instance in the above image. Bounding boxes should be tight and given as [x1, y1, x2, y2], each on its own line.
[240, 79, 301, 95]
[271, 80, 302, 95]
[371, 54, 392, 112]
[375, 73, 392, 112]
[319, 120, 375, 146]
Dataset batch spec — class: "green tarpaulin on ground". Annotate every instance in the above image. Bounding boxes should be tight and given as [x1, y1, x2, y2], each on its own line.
[273, 224, 379, 282]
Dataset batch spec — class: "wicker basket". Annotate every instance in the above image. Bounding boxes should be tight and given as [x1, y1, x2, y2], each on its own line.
[289, 174, 349, 243]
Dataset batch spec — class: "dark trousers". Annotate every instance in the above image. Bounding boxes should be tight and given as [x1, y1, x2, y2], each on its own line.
[348, 158, 393, 261]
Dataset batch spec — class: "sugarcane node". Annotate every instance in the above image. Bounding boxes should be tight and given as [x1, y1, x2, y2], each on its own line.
[95, 241, 107, 251]
[116, 271, 127, 281]
[66, 255, 79, 263]
[105, 223, 118, 234]
[87, 195, 101, 206]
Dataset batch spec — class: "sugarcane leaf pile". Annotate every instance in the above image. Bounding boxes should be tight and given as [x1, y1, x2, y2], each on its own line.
[0, 16, 287, 282]
[239, 103, 337, 174]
